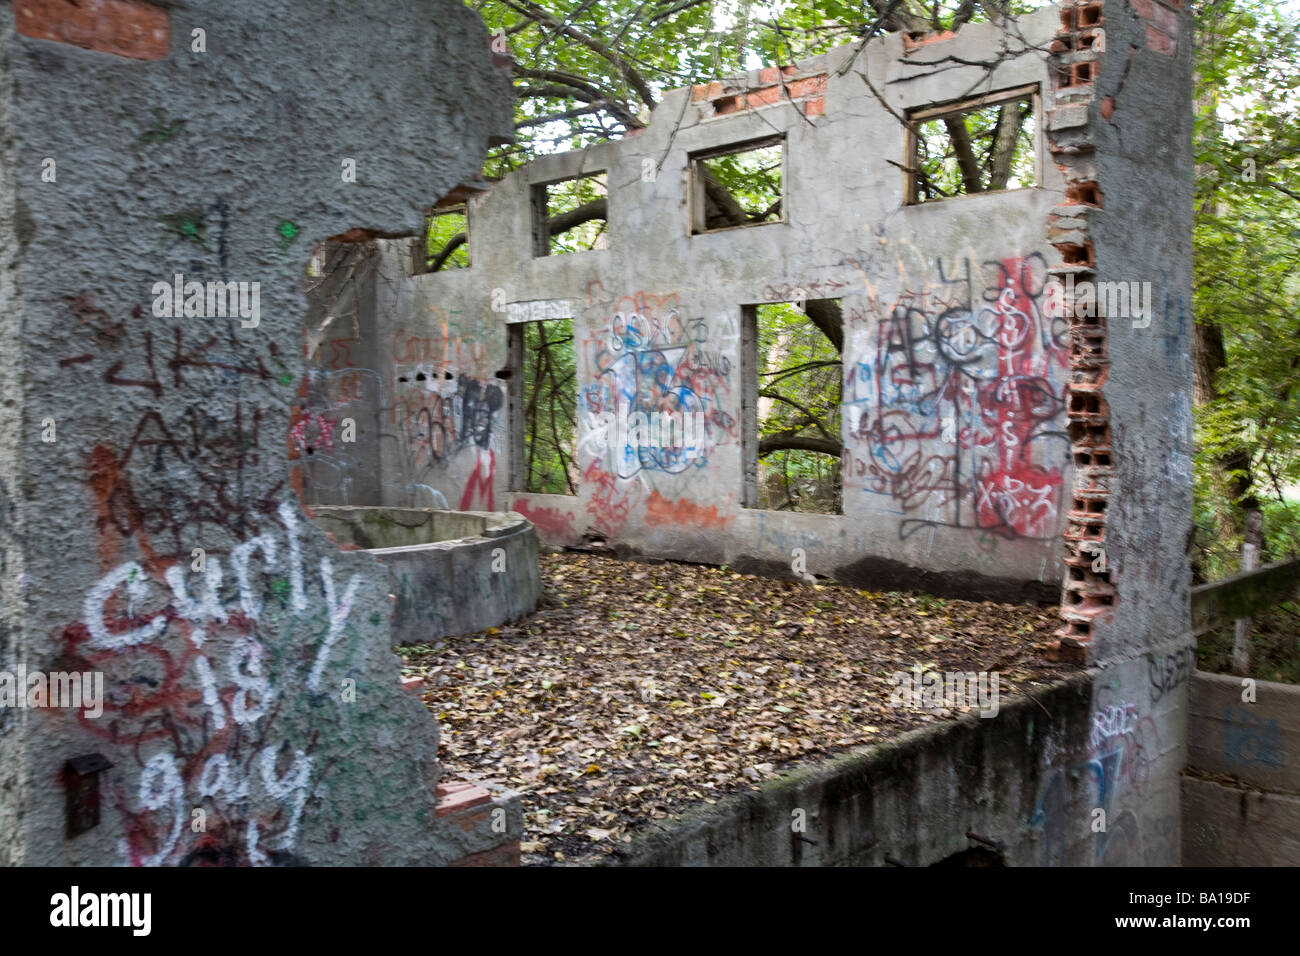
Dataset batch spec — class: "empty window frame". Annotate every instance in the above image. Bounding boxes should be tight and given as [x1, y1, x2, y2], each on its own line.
[532, 172, 608, 256]
[426, 204, 470, 272]
[904, 85, 1039, 204]
[510, 318, 578, 494]
[690, 135, 786, 234]
[742, 299, 843, 514]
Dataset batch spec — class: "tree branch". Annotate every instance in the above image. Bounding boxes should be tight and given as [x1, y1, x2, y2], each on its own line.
[943, 114, 984, 193]
[759, 434, 844, 457]
[547, 198, 607, 236]
[429, 232, 466, 272]
[804, 298, 844, 352]
[503, 0, 659, 109]
[512, 68, 646, 130]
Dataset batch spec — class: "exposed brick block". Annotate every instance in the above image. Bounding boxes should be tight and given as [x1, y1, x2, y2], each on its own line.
[435, 780, 493, 817]
[804, 96, 825, 118]
[1077, 3, 1103, 27]
[745, 85, 783, 108]
[787, 74, 827, 99]
[15, 0, 170, 61]
[1078, 29, 1104, 51]
[1054, 241, 1095, 268]
[401, 675, 426, 695]
[693, 80, 724, 102]
[713, 93, 744, 115]
[1146, 24, 1177, 56]
[903, 29, 957, 52]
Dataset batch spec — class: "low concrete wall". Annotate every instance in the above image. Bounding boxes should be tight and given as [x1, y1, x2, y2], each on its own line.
[312, 507, 541, 643]
[1182, 774, 1300, 866]
[1186, 671, 1299, 790]
[1181, 670, 1300, 866]
[613, 672, 1109, 867]
[612, 648, 1188, 868]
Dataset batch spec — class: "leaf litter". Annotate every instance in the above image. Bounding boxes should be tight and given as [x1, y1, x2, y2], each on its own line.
[398, 551, 1074, 866]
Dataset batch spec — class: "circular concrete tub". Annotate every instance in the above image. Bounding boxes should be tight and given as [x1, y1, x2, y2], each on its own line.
[310, 507, 540, 643]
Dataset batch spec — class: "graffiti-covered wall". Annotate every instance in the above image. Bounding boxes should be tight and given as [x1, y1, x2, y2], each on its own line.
[318, 0, 1195, 865]
[0, 0, 512, 865]
[298, 242, 509, 514]
[328, 9, 1079, 599]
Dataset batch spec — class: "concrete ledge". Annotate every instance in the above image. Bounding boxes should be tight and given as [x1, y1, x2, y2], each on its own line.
[1190, 556, 1300, 636]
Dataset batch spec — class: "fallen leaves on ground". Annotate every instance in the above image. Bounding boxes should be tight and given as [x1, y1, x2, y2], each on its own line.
[399, 551, 1073, 866]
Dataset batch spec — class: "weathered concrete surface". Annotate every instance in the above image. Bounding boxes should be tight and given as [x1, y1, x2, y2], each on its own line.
[298, 237, 509, 513]
[294, 0, 1195, 867]
[309, 10, 1076, 598]
[1190, 557, 1300, 636]
[1069, 0, 1196, 665]
[0, 0, 511, 865]
[311, 507, 541, 642]
[312, 506, 515, 550]
[617, 666, 1184, 866]
[306, 1, 1191, 639]
[1186, 671, 1300, 791]
[1182, 775, 1300, 866]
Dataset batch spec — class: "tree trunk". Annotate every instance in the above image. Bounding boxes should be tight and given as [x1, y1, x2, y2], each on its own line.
[986, 102, 1024, 191]
[804, 298, 843, 353]
[943, 115, 984, 194]
[1196, 313, 1264, 670]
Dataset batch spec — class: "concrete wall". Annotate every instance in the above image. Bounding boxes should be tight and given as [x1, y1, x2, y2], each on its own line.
[1182, 778, 1300, 867]
[306, 10, 1077, 600]
[1186, 671, 1299, 789]
[0, 0, 513, 865]
[311, 507, 541, 643]
[297, 236, 509, 514]
[620, 669, 1185, 866]
[612, 0, 1193, 868]
[1182, 670, 1300, 865]
[304, 1, 1189, 615]
[292, 0, 1195, 867]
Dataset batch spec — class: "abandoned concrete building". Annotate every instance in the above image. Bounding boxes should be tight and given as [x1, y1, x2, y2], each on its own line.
[1, 0, 1293, 868]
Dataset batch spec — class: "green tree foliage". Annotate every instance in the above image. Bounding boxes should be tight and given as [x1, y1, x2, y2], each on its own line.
[544, 173, 609, 253]
[695, 140, 784, 227]
[523, 318, 578, 494]
[471, 0, 1035, 173]
[1192, 0, 1300, 575]
[756, 302, 842, 512]
[426, 207, 469, 271]
[913, 95, 1037, 201]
